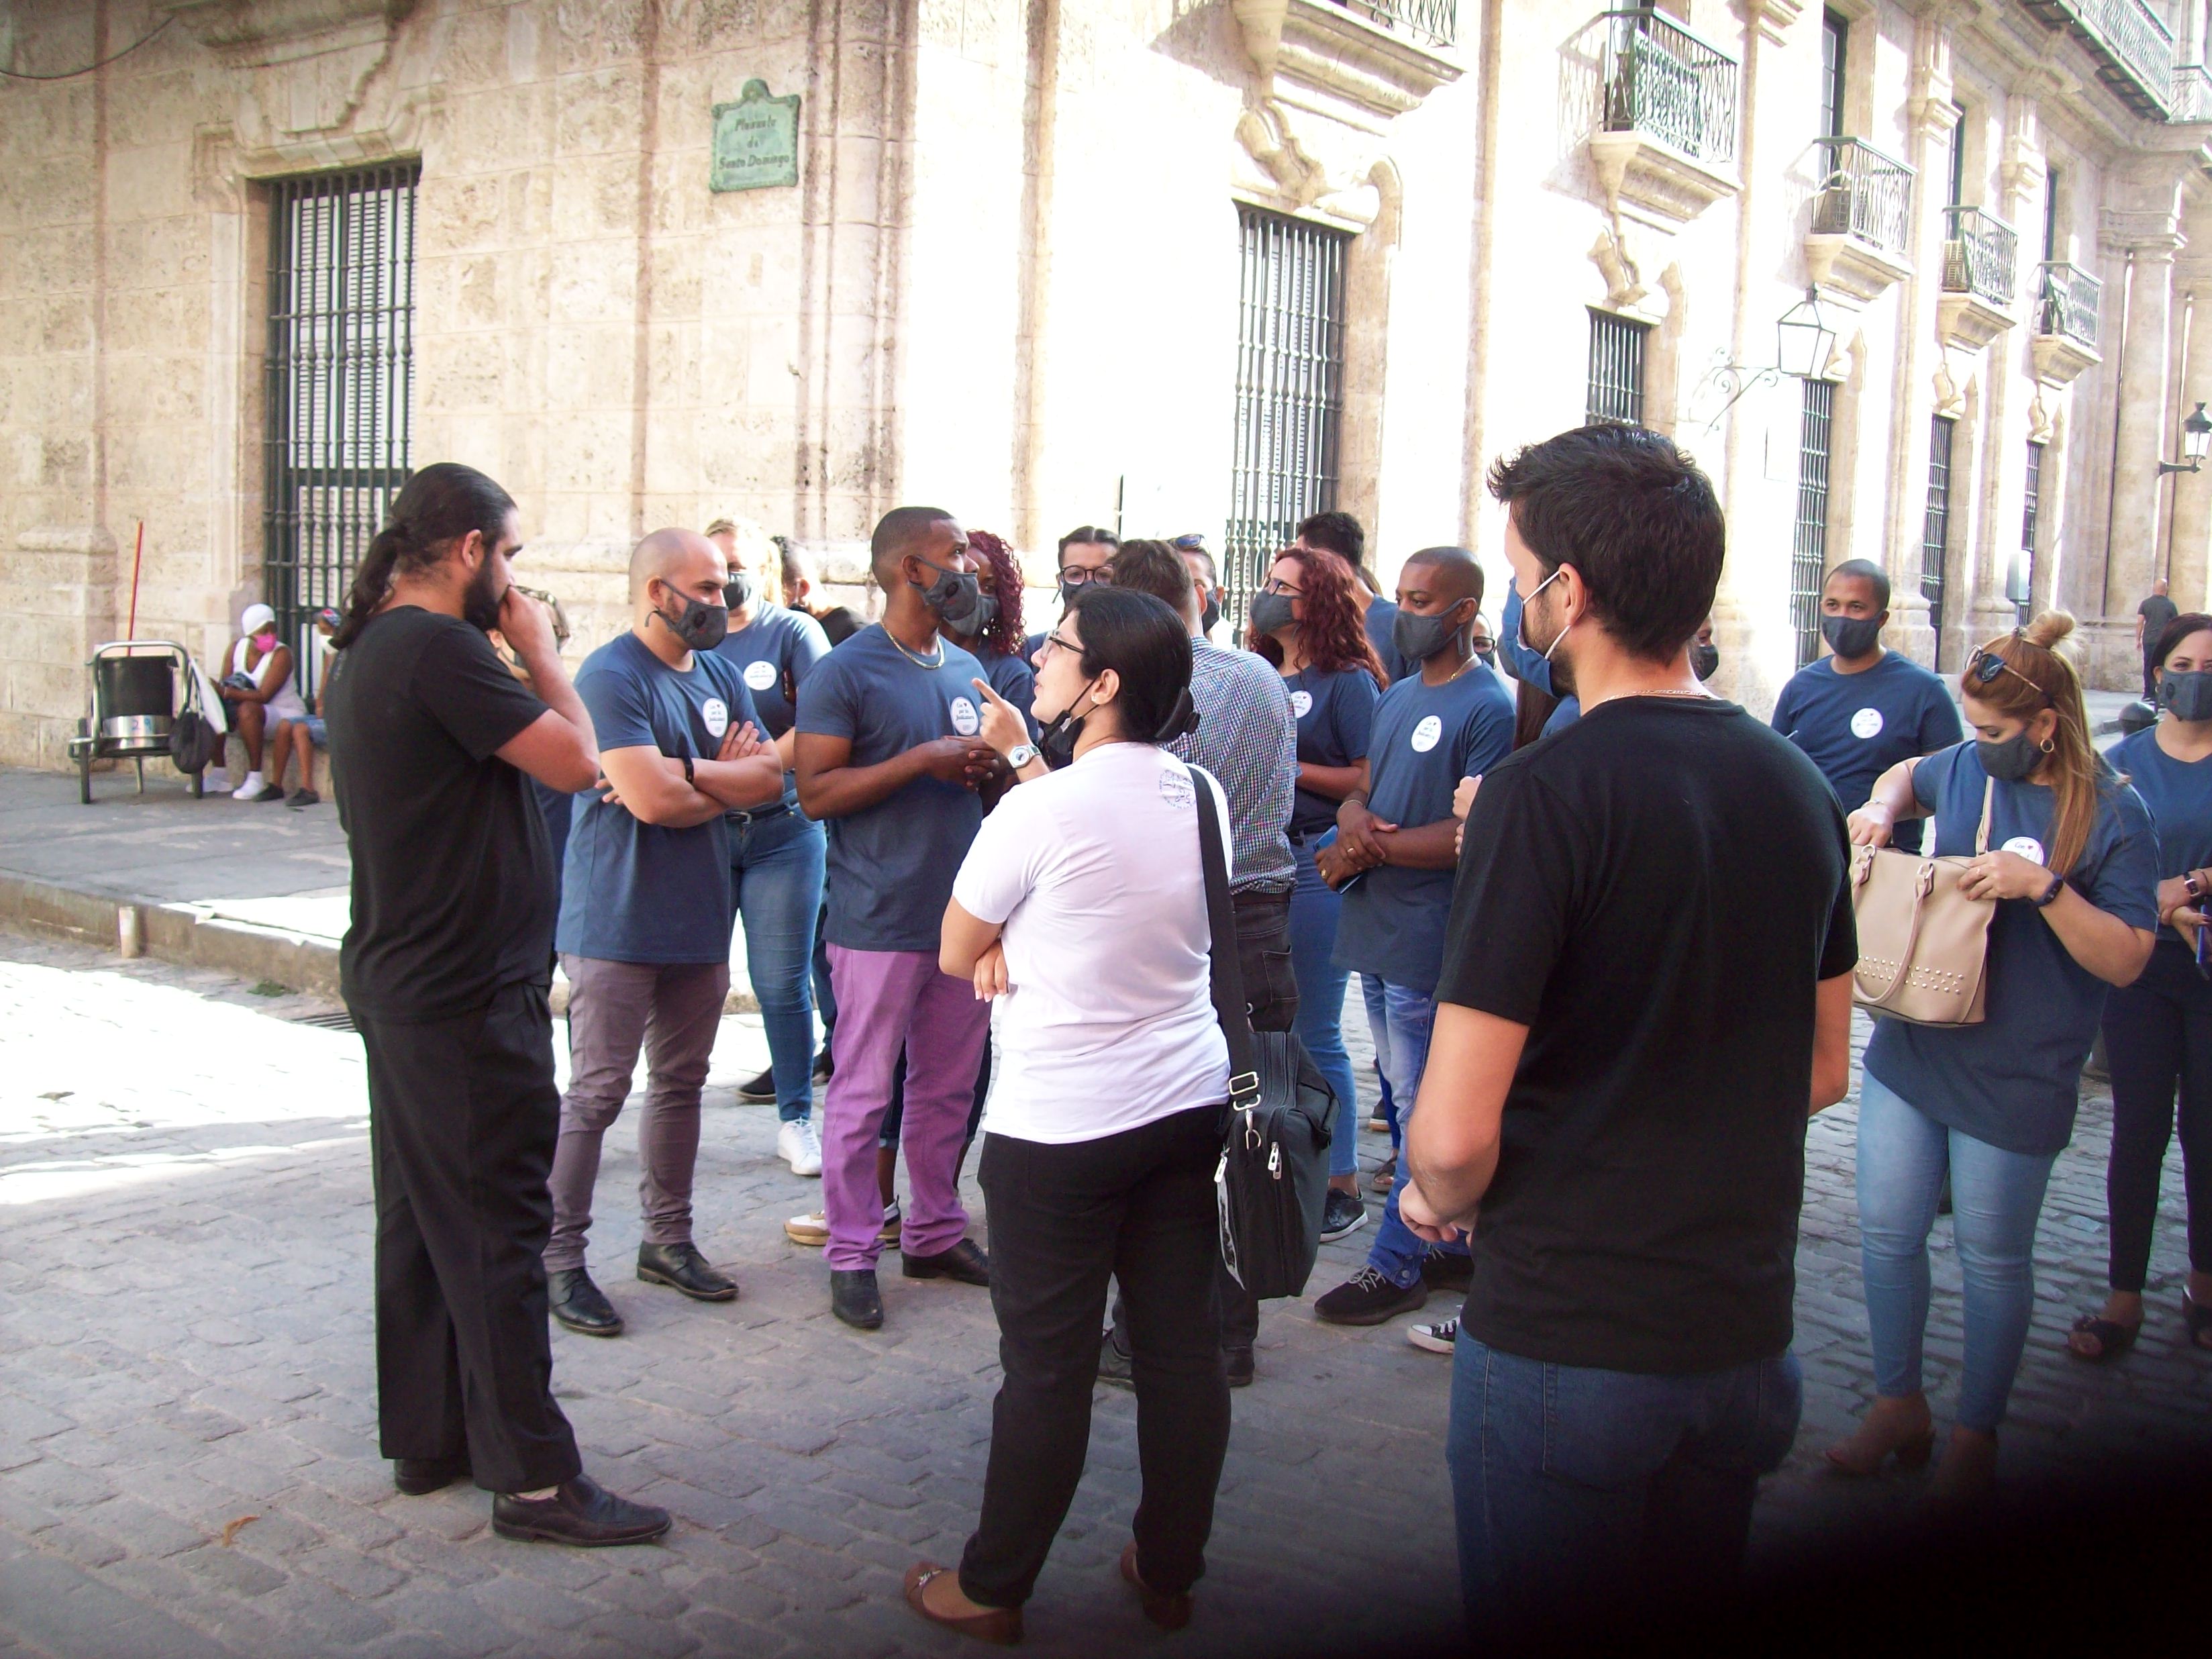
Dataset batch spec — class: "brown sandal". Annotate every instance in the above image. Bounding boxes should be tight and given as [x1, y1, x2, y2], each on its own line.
[2067, 1312, 2141, 1362]
[903, 1563, 1022, 1646]
[1120, 1542, 1193, 1631]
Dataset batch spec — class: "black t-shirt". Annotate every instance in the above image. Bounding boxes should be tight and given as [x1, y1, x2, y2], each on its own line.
[1438, 697, 1857, 1374]
[816, 605, 864, 646]
[2140, 594, 2179, 652]
[324, 607, 558, 1022]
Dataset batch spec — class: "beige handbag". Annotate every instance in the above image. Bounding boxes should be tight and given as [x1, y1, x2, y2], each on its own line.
[1849, 778, 1997, 1027]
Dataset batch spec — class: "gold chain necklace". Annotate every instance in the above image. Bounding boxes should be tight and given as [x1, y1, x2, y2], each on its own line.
[886, 627, 945, 670]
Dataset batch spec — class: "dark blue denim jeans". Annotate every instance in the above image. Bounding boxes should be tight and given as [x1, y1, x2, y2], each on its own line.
[1288, 832, 1362, 1177]
[729, 804, 826, 1122]
[1447, 1332, 1801, 1634]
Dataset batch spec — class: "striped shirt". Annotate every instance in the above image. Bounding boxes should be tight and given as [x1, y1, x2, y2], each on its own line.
[1170, 638, 1297, 895]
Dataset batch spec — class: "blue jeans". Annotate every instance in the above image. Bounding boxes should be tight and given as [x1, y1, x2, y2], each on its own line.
[811, 897, 837, 1043]
[1360, 978, 1466, 1286]
[1289, 833, 1362, 1178]
[729, 805, 826, 1123]
[1447, 1332, 1801, 1633]
[1855, 1072, 2058, 1434]
[1361, 974, 1401, 1150]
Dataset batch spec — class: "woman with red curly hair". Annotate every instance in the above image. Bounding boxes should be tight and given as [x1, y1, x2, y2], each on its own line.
[1248, 546, 1387, 1241]
[948, 530, 1039, 740]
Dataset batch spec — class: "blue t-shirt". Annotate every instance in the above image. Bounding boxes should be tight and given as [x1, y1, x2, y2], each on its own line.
[1498, 582, 1581, 734]
[2110, 724, 2212, 942]
[796, 624, 989, 952]
[557, 633, 757, 964]
[976, 646, 1041, 742]
[1364, 599, 1411, 687]
[1862, 742, 2160, 1156]
[1772, 652, 1962, 855]
[712, 601, 831, 811]
[1285, 665, 1379, 840]
[1334, 665, 1515, 994]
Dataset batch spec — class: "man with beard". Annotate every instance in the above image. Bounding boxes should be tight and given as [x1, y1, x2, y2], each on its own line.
[324, 462, 672, 1546]
[795, 507, 1003, 1330]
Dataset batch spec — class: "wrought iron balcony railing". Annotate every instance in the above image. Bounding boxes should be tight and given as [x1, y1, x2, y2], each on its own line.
[2035, 262, 2102, 349]
[2174, 60, 2212, 122]
[1810, 137, 1914, 255]
[2021, 0, 2175, 118]
[1334, 0, 1458, 48]
[1942, 207, 2019, 309]
[1597, 9, 1740, 168]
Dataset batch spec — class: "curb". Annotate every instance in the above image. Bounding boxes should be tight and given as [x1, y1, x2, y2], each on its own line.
[0, 871, 761, 1015]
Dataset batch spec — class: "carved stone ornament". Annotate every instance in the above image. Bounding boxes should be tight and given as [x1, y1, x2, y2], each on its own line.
[1589, 227, 1649, 313]
[1803, 233, 1912, 307]
[1931, 357, 1966, 419]
[2027, 389, 2055, 444]
[2030, 331, 2101, 387]
[1936, 291, 2015, 354]
[1588, 130, 1740, 236]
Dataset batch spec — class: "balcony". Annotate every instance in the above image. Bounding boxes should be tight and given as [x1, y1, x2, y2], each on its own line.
[1937, 206, 2019, 352]
[2174, 60, 2212, 122]
[2031, 261, 2104, 385]
[1587, 9, 1740, 230]
[1805, 137, 1915, 303]
[1333, 0, 1456, 47]
[2020, 0, 2175, 119]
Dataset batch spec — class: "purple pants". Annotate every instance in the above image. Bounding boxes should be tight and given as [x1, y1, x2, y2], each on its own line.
[822, 945, 991, 1269]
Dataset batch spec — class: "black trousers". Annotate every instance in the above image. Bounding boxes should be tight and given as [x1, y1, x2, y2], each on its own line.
[354, 982, 583, 1494]
[1111, 887, 1296, 1355]
[960, 1105, 1233, 1609]
[2100, 938, 2212, 1290]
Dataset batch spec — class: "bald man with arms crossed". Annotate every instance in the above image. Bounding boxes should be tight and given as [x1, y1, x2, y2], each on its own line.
[543, 530, 787, 1340]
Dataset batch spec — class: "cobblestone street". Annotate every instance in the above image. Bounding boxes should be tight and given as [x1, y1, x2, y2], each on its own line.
[1, 927, 2207, 1659]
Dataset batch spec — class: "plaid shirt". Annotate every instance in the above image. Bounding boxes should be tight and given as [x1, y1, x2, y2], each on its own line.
[1171, 638, 1297, 894]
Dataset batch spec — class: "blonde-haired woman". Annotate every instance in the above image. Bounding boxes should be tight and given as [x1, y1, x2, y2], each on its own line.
[1829, 613, 2159, 1499]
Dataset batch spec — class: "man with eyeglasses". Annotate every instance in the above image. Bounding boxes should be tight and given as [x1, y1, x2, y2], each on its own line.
[1023, 525, 1118, 661]
[1174, 535, 1227, 643]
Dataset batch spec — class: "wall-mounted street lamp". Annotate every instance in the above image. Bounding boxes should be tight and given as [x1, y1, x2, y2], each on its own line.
[2158, 401, 2212, 476]
[1703, 287, 1839, 431]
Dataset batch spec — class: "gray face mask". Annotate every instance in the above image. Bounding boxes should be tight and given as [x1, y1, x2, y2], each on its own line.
[1976, 730, 2045, 783]
[2161, 669, 2212, 722]
[1249, 591, 1297, 638]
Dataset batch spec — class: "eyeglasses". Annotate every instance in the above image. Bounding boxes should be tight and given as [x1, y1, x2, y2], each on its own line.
[1260, 579, 1304, 598]
[1965, 640, 2052, 705]
[1036, 630, 1080, 662]
[1058, 565, 1112, 587]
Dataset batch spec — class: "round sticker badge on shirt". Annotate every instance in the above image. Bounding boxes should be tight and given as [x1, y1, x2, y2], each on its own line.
[701, 697, 730, 739]
[1289, 690, 1314, 719]
[743, 659, 778, 693]
[2002, 836, 2046, 864]
[1159, 768, 1194, 809]
[1410, 714, 1444, 754]
[950, 696, 981, 737]
[1850, 707, 1884, 740]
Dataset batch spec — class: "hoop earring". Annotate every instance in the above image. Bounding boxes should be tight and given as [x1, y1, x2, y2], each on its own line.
[2040, 736, 2056, 754]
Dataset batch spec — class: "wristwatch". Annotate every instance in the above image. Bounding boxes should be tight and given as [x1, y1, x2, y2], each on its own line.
[2034, 872, 2065, 908]
[1005, 743, 1040, 770]
[681, 754, 695, 785]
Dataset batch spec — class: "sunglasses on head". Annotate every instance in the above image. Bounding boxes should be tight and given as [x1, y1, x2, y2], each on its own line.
[1965, 637, 2052, 705]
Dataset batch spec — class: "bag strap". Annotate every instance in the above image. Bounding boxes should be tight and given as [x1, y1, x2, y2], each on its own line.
[1975, 775, 1994, 857]
[1854, 858, 1936, 1010]
[1191, 767, 1262, 1111]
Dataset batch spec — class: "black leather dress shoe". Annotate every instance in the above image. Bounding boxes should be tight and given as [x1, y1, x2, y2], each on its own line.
[813, 1047, 834, 1082]
[491, 1475, 671, 1547]
[734, 1065, 776, 1103]
[831, 1267, 883, 1329]
[548, 1268, 623, 1336]
[636, 1242, 738, 1302]
[901, 1238, 990, 1286]
[393, 1453, 471, 1495]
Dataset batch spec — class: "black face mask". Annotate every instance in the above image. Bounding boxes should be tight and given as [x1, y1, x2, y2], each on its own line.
[1200, 595, 1221, 637]
[954, 592, 999, 640]
[1692, 640, 1720, 682]
[723, 570, 756, 613]
[1821, 613, 1884, 659]
[1249, 592, 1297, 638]
[913, 559, 987, 632]
[462, 551, 505, 634]
[654, 590, 730, 652]
[1393, 601, 1469, 666]
[1038, 681, 1097, 770]
[1977, 730, 2046, 783]
[2163, 670, 2212, 721]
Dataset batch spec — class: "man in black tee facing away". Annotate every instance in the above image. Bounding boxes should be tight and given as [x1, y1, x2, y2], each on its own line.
[1401, 425, 1858, 1633]
[323, 462, 669, 1547]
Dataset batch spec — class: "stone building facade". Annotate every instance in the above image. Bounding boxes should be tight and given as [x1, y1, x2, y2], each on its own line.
[5, 0, 2212, 769]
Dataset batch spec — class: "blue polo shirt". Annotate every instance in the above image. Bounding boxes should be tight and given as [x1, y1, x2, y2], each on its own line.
[712, 601, 830, 812]
[1285, 665, 1379, 840]
[557, 633, 758, 964]
[977, 646, 1041, 742]
[1335, 664, 1515, 995]
[1862, 742, 2160, 1156]
[1772, 652, 1962, 854]
[2110, 725, 2212, 942]
[796, 625, 989, 952]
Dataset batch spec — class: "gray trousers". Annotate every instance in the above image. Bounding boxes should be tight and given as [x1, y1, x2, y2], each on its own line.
[544, 955, 729, 1272]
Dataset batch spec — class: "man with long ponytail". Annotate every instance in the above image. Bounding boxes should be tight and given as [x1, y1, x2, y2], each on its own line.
[323, 462, 672, 1548]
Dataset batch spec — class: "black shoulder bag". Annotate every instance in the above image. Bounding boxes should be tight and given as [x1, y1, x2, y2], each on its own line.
[1189, 768, 1337, 1300]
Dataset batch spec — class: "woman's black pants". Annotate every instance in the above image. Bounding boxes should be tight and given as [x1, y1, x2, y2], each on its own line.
[2100, 938, 2212, 1292]
[958, 1104, 1232, 1609]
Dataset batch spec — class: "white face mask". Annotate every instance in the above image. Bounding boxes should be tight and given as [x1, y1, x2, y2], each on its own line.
[1518, 567, 1573, 664]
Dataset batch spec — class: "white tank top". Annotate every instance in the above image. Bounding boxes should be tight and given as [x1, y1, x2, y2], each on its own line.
[232, 636, 309, 721]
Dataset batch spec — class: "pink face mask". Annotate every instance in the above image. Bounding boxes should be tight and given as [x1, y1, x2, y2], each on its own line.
[252, 630, 276, 651]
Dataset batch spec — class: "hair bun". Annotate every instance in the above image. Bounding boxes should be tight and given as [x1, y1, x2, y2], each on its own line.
[2022, 609, 2076, 651]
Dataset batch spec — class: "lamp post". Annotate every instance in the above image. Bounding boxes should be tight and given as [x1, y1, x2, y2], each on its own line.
[1703, 287, 1838, 429]
[2158, 401, 2212, 476]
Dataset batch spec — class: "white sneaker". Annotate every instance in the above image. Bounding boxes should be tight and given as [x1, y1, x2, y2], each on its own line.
[233, 774, 274, 801]
[1407, 1316, 1458, 1355]
[205, 769, 230, 793]
[784, 1201, 899, 1247]
[777, 1117, 823, 1176]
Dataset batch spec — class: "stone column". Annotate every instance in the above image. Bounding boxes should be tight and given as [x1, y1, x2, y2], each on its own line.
[2099, 223, 2182, 686]
[0, 527, 118, 771]
[2168, 259, 2212, 612]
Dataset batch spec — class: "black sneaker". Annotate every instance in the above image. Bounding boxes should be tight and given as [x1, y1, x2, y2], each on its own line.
[831, 1267, 883, 1329]
[1313, 1266, 1427, 1327]
[1097, 1330, 1134, 1391]
[813, 1047, 835, 1083]
[1221, 1346, 1254, 1389]
[735, 1066, 776, 1103]
[1319, 1189, 1366, 1242]
[491, 1475, 670, 1546]
[548, 1268, 623, 1336]
[1420, 1250, 1473, 1293]
[286, 787, 320, 809]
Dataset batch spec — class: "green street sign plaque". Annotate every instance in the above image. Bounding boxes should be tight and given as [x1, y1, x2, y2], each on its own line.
[711, 80, 801, 193]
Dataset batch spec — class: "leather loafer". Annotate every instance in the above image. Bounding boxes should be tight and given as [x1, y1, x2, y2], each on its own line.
[831, 1267, 883, 1329]
[636, 1242, 738, 1303]
[491, 1474, 670, 1547]
[1120, 1542, 1193, 1631]
[903, 1562, 1022, 1645]
[393, 1453, 471, 1496]
[902, 1238, 990, 1286]
[548, 1268, 623, 1337]
[1221, 1346, 1254, 1389]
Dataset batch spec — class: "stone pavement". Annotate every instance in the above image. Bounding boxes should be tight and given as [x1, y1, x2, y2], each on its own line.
[1, 925, 2207, 1658]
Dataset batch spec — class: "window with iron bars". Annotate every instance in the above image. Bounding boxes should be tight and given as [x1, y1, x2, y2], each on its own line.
[263, 163, 419, 696]
[1586, 309, 1648, 425]
[1792, 379, 1836, 668]
[1225, 205, 1348, 630]
[1922, 415, 1956, 670]
[2015, 441, 2042, 627]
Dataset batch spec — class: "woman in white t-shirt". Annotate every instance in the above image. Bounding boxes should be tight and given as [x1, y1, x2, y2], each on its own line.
[903, 586, 1231, 1644]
